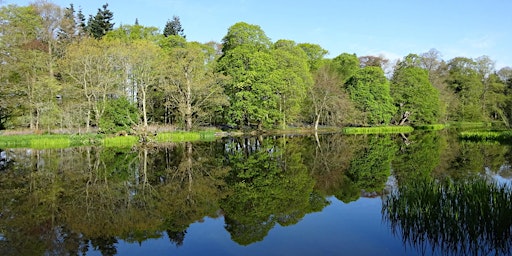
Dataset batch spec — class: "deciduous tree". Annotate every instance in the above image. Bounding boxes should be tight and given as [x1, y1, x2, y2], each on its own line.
[345, 66, 396, 125]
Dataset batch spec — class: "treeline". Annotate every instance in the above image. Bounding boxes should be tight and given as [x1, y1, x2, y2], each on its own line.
[1, 2, 512, 133]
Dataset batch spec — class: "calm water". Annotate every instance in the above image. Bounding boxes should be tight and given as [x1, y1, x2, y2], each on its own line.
[0, 131, 511, 256]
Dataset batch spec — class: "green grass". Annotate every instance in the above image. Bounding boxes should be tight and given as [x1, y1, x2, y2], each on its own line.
[102, 135, 139, 148]
[342, 126, 414, 135]
[0, 131, 218, 149]
[155, 131, 216, 142]
[0, 134, 106, 149]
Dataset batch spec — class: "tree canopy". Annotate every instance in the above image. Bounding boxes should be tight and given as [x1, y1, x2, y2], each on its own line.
[1, 3, 511, 133]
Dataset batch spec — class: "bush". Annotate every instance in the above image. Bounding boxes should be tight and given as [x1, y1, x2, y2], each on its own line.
[99, 97, 139, 134]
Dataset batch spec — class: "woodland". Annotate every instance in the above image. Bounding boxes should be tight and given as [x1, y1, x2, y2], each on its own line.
[1, 2, 512, 135]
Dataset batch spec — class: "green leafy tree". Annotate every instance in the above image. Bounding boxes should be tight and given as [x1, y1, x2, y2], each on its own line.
[331, 53, 360, 84]
[346, 135, 397, 192]
[446, 57, 484, 122]
[297, 43, 328, 72]
[217, 22, 279, 129]
[345, 66, 396, 125]
[0, 4, 60, 130]
[272, 39, 313, 127]
[59, 38, 125, 131]
[99, 97, 138, 133]
[220, 22, 271, 53]
[161, 42, 228, 130]
[87, 3, 114, 39]
[391, 54, 441, 125]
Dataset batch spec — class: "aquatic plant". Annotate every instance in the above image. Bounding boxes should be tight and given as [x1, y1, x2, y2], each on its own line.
[383, 178, 512, 256]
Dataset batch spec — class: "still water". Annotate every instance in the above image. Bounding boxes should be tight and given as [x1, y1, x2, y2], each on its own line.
[0, 131, 511, 255]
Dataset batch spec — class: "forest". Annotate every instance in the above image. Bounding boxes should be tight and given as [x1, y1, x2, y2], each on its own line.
[1, 2, 512, 135]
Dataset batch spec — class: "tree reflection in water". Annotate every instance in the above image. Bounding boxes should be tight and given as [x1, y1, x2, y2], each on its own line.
[383, 177, 512, 256]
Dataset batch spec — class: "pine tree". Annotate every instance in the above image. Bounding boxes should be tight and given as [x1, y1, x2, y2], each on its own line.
[163, 15, 185, 38]
[87, 3, 114, 39]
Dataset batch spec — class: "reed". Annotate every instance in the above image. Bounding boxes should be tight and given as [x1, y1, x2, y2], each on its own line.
[342, 126, 414, 135]
[384, 178, 512, 255]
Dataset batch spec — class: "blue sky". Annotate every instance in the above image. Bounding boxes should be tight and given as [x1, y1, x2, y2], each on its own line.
[8, 0, 512, 69]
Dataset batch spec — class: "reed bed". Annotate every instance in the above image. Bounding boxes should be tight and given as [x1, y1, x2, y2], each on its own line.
[384, 178, 512, 255]
[342, 126, 414, 135]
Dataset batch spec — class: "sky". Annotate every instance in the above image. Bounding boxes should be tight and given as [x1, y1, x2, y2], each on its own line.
[6, 0, 512, 69]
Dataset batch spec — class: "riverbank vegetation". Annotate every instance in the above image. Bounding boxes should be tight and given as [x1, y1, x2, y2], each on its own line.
[1, 2, 512, 138]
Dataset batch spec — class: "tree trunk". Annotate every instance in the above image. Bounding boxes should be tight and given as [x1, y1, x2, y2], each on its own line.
[399, 111, 410, 125]
[141, 84, 148, 128]
[314, 114, 320, 131]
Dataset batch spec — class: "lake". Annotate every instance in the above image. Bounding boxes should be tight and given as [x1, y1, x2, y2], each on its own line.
[1, 131, 511, 255]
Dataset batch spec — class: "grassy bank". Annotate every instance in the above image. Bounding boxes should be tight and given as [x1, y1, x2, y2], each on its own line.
[342, 126, 414, 135]
[0, 131, 218, 149]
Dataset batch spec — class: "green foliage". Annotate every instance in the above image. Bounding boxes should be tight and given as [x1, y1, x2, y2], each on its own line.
[104, 24, 160, 42]
[345, 67, 396, 125]
[218, 43, 280, 128]
[331, 53, 360, 83]
[99, 97, 138, 134]
[446, 57, 485, 122]
[392, 131, 442, 182]
[391, 65, 441, 125]
[346, 135, 397, 192]
[163, 15, 185, 38]
[221, 22, 271, 53]
[221, 137, 317, 245]
[297, 43, 328, 71]
[86, 3, 114, 39]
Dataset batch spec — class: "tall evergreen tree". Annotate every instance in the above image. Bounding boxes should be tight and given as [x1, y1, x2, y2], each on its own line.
[87, 3, 114, 39]
[163, 15, 185, 38]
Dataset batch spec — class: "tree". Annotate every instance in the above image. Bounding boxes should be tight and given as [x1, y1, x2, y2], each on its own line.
[0, 4, 60, 130]
[331, 53, 360, 84]
[127, 40, 163, 129]
[308, 62, 358, 130]
[87, 3, 114, 39]
[220, 22, 271, 53]
[446, 57, 484, 121]
[99, 97, 138, 133]
[391, 54, 441, 125]
[345, 66, 396, 125]
[297, 43, 328, 72]
[60, 38, 125, 131]
[217, 22, 278, 129]
[161, 42, 228, 130]
[272, 39, 312, 127]
[163, 15, 185, 38]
